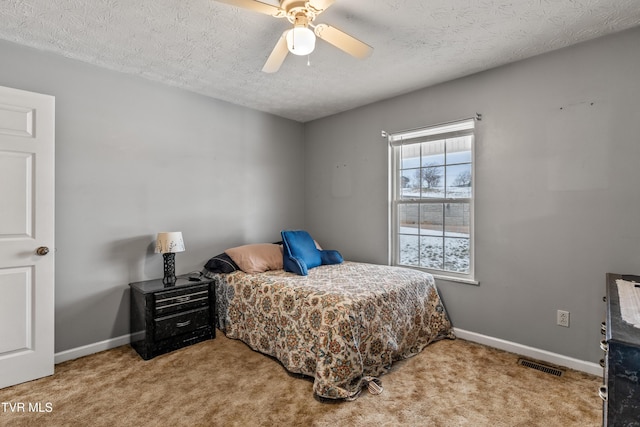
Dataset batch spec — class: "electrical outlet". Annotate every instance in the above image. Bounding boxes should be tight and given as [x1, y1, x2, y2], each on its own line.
[557, 310, 570, 327]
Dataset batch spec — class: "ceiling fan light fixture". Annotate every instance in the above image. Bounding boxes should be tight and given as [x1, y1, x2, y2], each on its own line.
[286, 26, 316, 56]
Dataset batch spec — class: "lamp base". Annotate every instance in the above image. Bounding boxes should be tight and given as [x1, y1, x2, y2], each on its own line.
[162, 252, 177, 285]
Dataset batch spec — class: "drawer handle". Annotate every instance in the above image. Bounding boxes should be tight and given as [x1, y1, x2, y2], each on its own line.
[176, 296, 190, 303]
[600, 340, 608, 352]
[176, 320, 192, 328]
[601, 321, 606, 335]
[599, 385, 607, 401]
[155, 290, 208, 304]
[599, 358, 605, 368]
[155, 297, 208, 312]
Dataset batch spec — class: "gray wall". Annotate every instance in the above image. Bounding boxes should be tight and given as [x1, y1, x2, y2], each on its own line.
[304, 26, 640, 363]
[2, 26, 639, 363]
[0, 40, 305, 352]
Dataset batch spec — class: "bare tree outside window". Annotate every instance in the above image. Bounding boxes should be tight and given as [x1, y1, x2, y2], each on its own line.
[452, 170, 471, 187]
[418, 164, 442, 189]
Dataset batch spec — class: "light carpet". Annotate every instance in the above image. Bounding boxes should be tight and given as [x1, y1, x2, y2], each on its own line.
[0, 334, 602, 426]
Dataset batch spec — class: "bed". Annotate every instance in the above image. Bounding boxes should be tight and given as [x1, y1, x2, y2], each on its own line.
[207, 256, 454, 400]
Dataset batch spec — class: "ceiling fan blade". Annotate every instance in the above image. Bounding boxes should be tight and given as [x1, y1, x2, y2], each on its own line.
[214, 0, 284, 16]
[262, 31, 290, 73]
[314, 24, 373, 59]
[307, 0, 335, 13]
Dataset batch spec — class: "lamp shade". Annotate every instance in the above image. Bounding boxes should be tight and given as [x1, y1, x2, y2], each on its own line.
[155, 232, 185, 254]
[286, 26, 316, 56]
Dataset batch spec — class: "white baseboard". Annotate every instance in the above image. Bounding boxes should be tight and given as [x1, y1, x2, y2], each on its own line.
[454, 328, 603, 377]
[54, 334, 131, 364]
[53, 329, 603, 377]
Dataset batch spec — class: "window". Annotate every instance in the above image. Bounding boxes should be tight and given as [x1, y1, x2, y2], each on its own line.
[389, 118, 476, 282]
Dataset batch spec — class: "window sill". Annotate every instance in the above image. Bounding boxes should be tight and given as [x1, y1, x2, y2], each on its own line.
[431, 273, 479, 286]
[396, 264, 479, 285]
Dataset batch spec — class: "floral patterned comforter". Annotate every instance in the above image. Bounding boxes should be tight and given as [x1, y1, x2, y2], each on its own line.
[213, 261, 454, 399]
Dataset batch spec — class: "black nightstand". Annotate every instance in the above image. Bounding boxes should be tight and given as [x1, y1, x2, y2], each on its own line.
[129, 275, 215, 360]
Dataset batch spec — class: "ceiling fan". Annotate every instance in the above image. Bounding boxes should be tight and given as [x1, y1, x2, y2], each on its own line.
[215, 0, 373, 73]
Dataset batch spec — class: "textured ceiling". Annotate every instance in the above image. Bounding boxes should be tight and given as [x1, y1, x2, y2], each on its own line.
[1, 0, 639, 122]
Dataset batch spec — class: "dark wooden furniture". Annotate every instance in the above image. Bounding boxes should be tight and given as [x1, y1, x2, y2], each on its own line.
[130, 275, 215, 360]
[602, 273, 640, 426]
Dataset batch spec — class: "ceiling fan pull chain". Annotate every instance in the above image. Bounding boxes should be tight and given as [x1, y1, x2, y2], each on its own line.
[291, 27, 295, 50]
[307, 55, 311, 66]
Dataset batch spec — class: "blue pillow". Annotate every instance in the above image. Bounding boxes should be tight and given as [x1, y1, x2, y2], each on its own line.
[281, 230, 343, 276]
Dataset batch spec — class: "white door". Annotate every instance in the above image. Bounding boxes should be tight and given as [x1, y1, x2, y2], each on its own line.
[0, 86, 55, 388]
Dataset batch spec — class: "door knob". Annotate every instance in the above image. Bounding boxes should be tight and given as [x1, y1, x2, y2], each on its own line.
[36, 246, 50, 256]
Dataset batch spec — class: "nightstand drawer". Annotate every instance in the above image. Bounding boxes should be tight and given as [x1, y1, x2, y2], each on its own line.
[130, 276, 215, 360]
[154, 285, 209, 316]
[154, 307, 210, 341]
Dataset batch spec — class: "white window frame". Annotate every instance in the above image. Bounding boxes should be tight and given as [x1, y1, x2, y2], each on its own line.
[388, 118, 477, 284]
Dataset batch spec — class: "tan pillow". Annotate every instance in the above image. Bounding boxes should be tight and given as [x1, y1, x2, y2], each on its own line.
[225, 243, 283, 273]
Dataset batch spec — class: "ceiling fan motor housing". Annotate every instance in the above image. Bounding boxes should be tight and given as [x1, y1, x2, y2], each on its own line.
[282, 1, 320, 25]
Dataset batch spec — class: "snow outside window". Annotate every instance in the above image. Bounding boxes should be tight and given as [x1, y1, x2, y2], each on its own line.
[389, 118, 475, 282]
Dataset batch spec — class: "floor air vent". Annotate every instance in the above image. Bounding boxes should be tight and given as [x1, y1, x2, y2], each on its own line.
[517, 358, 565, 377]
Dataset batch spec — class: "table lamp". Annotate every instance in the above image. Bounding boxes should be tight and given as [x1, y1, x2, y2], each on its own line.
[155, 232, 185, 285]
